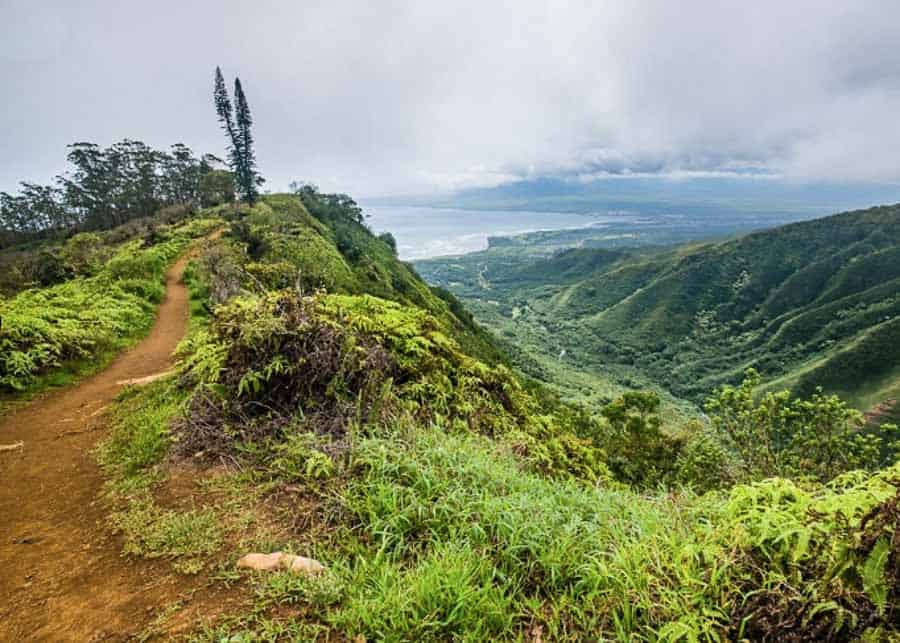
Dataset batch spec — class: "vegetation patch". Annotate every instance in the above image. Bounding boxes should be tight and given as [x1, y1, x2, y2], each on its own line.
[175, 289, 611, 484]
[97, 379, 187, 480]
[191, 425, 900, 641]
[112, 493, 222, 561]
[42, 192, 896, 640]
[0, 216, 221, 392]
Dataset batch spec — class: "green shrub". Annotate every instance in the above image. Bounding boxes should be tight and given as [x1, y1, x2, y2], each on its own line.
[30, 248, 71, 286]
[378, 231, 398, 255]
[706, 369, 899, 482]
[599, 390, 685, 487]
[252, 431, 337, 484]
[720, 470, 900, 640]
[176, 290, 609, 483]
[59, 232, 108, 276]
[674, 421, 740, 491]
[0, 277, 155, 390]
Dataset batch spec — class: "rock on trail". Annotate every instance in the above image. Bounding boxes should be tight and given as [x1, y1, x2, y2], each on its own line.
[237, 552, 325, 575]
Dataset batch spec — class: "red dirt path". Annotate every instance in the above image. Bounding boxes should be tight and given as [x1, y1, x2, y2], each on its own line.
[0, 241, 230, 641]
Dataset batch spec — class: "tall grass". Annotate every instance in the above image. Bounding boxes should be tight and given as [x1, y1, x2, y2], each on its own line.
[329, 428, 731, 640]
[316, 427, 897, 641]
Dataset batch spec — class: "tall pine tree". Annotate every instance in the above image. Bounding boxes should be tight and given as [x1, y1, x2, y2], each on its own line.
[233, 78, 261, 203]
[213, 67, 240, 192]
[212, 68, 262, 204]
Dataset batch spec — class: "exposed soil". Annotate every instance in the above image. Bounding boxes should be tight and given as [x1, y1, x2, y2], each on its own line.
[0, 238, 239, 641]
[864, 397, 898, 427]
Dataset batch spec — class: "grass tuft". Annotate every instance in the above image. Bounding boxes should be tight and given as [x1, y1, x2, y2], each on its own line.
[112, 493, 221, 560]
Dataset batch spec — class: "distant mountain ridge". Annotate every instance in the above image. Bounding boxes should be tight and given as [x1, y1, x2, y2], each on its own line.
[419, 203, 900, 421]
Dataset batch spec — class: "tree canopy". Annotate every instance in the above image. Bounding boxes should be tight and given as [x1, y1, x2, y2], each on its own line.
[0, 140, 230, 244]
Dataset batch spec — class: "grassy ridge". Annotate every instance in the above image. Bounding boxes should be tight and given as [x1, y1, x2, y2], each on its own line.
[55, 193, 899, 639]
[217, 194, 504, 364]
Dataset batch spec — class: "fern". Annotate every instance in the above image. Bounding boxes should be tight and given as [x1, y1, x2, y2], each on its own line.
[862, 537, 891, 614]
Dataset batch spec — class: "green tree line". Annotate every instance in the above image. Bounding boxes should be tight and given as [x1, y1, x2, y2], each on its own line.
[1, 69, 265, 246]
[0, 140, 234, 243]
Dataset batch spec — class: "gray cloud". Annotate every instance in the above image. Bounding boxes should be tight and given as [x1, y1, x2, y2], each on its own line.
[2, 0, 900, 196]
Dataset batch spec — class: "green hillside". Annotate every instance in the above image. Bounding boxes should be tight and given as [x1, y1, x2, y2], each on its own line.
[4, 191, 900, 640]
[419, 204, 900, 418]
[0, 191, 500, 396]
[209, 191, 504, 363]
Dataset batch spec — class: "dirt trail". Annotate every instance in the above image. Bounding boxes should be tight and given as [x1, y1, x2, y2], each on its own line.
[0, 240, 225, 641]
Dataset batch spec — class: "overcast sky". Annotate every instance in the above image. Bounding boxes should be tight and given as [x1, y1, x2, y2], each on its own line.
[2, 0, 900, 197]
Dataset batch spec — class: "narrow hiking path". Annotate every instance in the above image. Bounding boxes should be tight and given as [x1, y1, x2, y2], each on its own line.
[0, 237, 232, 641]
